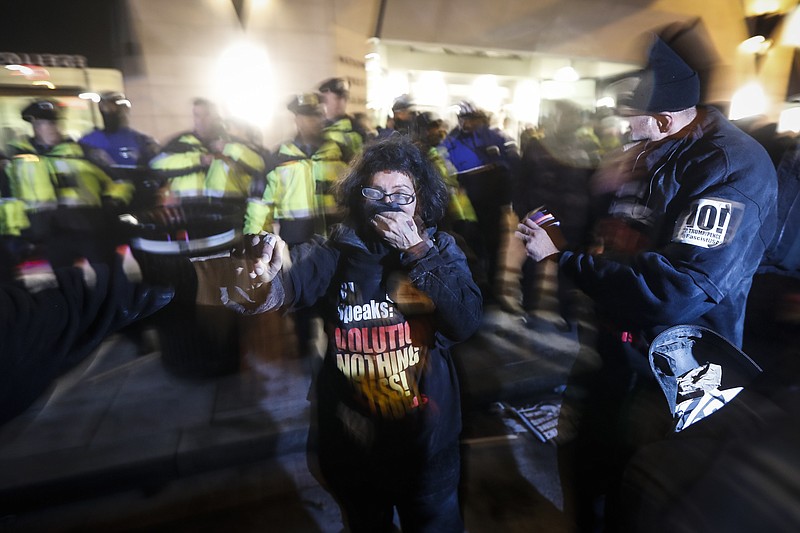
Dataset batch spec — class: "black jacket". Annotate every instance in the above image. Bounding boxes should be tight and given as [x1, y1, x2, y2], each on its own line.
[283, 222, 482, 458]
[561, 106, 778, 347]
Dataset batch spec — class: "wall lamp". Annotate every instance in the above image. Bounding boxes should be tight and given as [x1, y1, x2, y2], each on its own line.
[741, 11, 785, 70]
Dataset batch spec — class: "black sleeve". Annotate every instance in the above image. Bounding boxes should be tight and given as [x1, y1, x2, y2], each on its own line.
[283, 236, 341, 310]
[0, 256, 173, 424]
[401, 231, 483, 342]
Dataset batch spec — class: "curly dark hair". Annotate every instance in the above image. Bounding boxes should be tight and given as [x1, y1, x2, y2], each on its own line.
[335, 134, 449, 226]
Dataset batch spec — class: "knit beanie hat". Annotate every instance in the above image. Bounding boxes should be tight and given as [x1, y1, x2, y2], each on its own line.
[625, 35, 700, 113]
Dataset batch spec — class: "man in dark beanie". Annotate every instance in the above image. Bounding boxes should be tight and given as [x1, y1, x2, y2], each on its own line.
[625, 35, 700, 113]
[515, 33, 778, 531]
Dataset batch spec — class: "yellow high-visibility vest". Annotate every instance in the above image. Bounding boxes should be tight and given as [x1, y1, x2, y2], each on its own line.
[6, 138, 133, 210]
[323, 117, 363, 163]
[244, 140, 346, 235]
[151, 133, 266, 199]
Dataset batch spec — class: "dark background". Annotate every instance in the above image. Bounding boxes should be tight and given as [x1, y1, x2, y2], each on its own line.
[0, 0, 128, 68]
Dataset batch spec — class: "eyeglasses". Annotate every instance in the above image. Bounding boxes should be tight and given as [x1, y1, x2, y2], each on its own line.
[361, 187, 416, 205]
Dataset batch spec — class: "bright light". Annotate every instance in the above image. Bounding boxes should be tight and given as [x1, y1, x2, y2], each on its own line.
[750, 0, 780, 15]
[471, 75, 502, 114]
[778, 107, 800, 133]
[79, 92, 101, 103]
[369, 71, 409, 115]
[739, 35, 771, 54]
[783, 6, 800, 47]
[213, 41, 274, 128]
[512, 79, 540, 124]
[541, 80, 576, 99]
[729, 82, 768, 120]
[32, 81, 55, 89]
[596, 96, 616, 108]
[365, 46, 385, 111]
[554, 66, 580, 83]
[383, 71, 410, 109]
[365, 51, 381, 73]
[5, 64, 34, 76]
[412, 71, 447, 108]
[386, 71, 409, 94]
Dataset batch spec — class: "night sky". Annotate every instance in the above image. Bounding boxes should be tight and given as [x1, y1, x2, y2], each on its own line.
[0, 0, 119, 68]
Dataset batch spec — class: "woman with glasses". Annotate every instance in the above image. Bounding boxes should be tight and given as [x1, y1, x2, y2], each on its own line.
[229, 135, 482, 532]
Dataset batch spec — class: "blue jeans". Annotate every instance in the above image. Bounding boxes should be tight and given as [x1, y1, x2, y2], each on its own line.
[318, 441, 464, 533]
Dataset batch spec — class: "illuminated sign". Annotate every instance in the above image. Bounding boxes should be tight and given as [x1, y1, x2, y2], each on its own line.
[0, 52, 88, 68]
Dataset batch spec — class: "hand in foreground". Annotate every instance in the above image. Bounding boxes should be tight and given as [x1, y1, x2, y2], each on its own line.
[194, 233, 285, 310]
[233, 232, 285, 289]
[515, 218, 563, 262]
[371, 211, 423, 251]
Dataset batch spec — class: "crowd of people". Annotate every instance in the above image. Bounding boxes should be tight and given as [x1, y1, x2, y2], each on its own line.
[0, 74, 628, 309]
[1, 31, 800, 533]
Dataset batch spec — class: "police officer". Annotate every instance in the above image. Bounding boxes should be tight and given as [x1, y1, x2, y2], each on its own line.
[442, 100, 519, 302]
[4, 99, 134, 267]
[149, 98, 265, 202]
[376, 94, 417, 139]
[0, 186, 30, 283]
[244, 93, 347, 242]
[243, 93, 347, 358]
[80, 92, 159, 170]
[79, 92, 161, 209]
[317, 77, 364, 163]
[413, 112, 478, 235]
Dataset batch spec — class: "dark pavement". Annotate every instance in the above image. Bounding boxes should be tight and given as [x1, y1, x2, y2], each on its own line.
[2, 266, 798, 532]
[0, 269, 597, 532]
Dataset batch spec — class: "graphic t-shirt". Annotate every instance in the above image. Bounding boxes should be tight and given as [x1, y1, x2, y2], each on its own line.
[331, 274, 434, 420]
[284, 224, 482, 457]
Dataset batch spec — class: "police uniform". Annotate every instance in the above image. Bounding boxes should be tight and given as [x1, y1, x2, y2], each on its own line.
[441, 101, 518, 298]
[412, 112, 478, 229]
[149, 103, 265, 201]
[244, 93, 347, 243]
[375, 94, 417, 140]
[79, 92, 162, 210]
[3, 100, 134, 266]
[79, 93, 159, 168]
[80, 127, 157, 168]
[318, 78, 364, 163]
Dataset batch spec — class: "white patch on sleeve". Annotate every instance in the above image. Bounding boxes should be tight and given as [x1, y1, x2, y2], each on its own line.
[673, 198, 736, 248]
